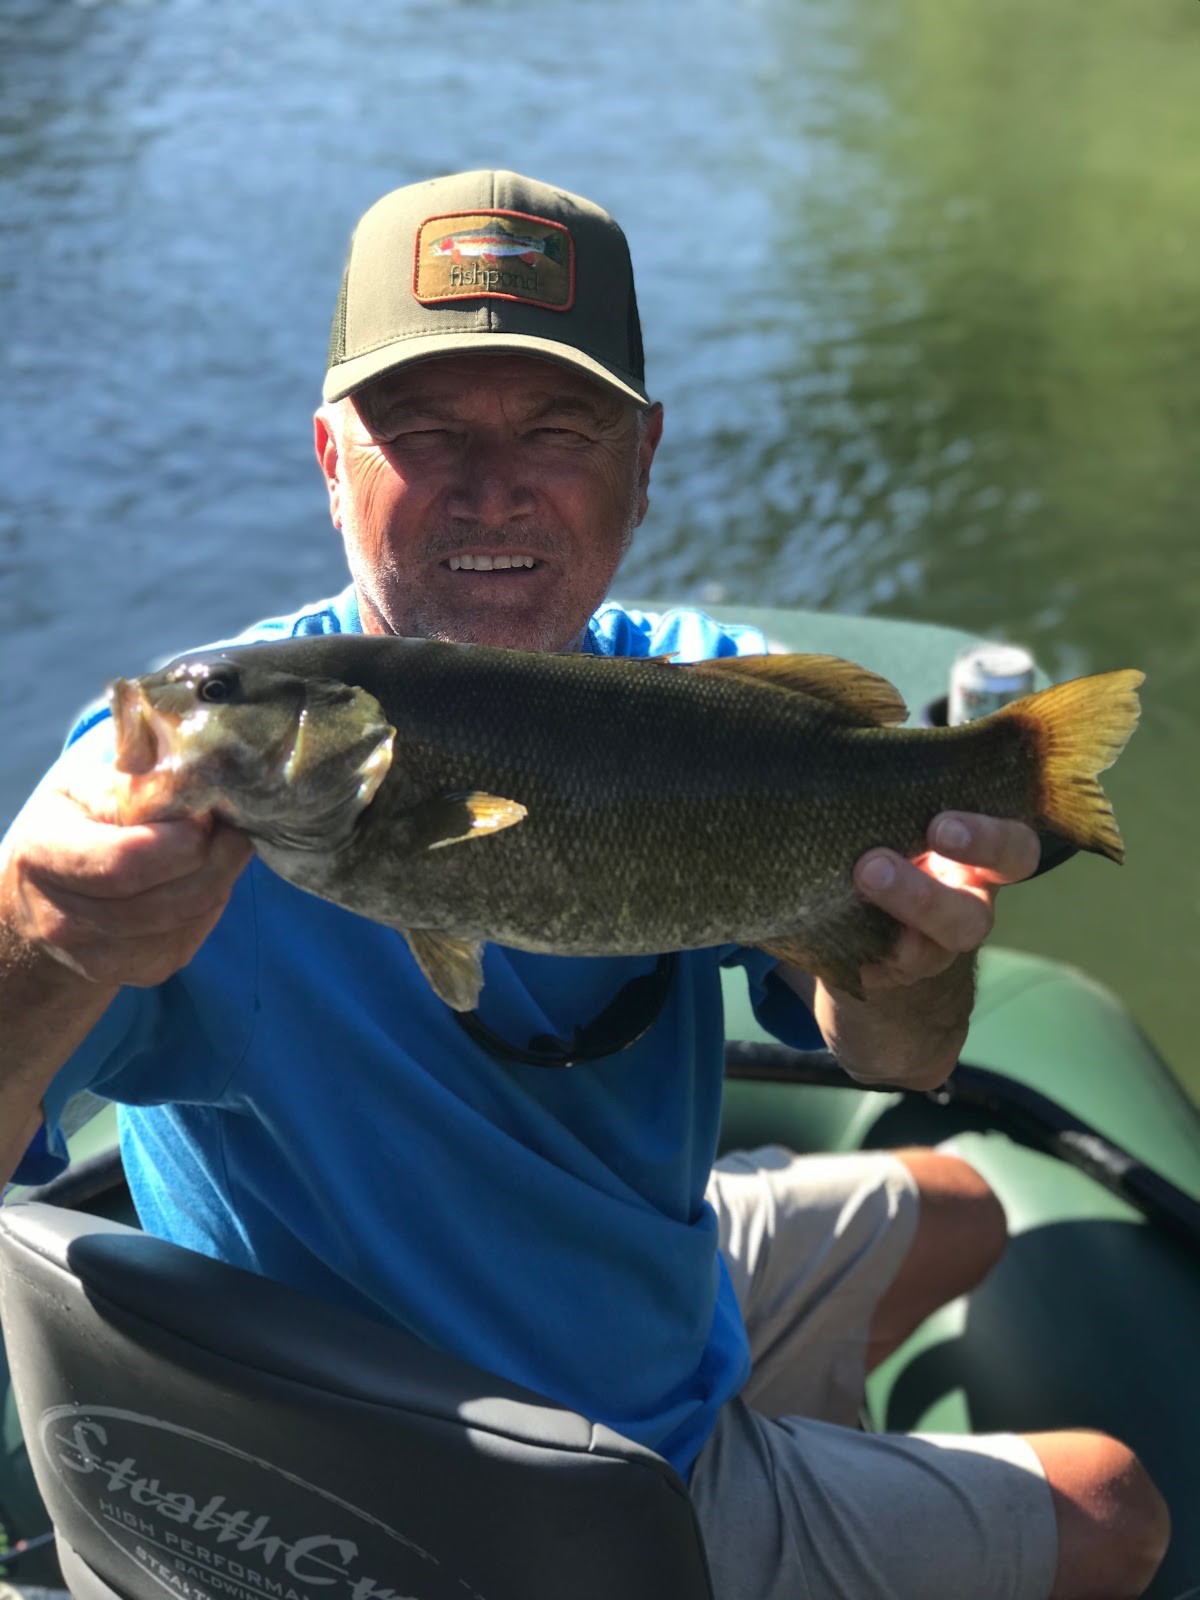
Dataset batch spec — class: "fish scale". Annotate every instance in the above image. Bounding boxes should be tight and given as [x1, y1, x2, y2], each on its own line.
[108, 635, 1143, 1008]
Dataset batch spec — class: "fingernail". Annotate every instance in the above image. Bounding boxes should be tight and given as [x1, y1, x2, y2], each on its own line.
[859, 855, 895, 891]
[934, 816, 970, 851]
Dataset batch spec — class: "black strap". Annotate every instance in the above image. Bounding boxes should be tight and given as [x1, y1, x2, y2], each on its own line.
[454, 954, 676, 1068]
[723, 1041, 1200, 1259]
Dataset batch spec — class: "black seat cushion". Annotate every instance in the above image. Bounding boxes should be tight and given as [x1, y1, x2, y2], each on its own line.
[0, 1203, 713, 1600]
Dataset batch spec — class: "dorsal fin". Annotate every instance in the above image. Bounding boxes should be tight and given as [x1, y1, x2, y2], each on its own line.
[685, 653, 908, 726]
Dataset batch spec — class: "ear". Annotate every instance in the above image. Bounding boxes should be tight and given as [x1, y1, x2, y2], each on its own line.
[634, 402, 664, 526]
[314, 407, 343, 530]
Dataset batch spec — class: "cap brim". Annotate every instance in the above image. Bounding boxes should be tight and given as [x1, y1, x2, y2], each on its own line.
[323, 331, 649, 407]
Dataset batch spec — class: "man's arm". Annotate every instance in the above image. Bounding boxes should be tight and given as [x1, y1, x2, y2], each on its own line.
[776, 811, 1041, 1091]
[0, 761, 252, 1187]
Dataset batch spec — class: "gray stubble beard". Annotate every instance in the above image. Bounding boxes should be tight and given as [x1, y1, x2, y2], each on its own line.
[342, 463, 645, 654]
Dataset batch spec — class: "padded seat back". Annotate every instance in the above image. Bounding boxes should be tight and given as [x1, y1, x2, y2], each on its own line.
[0, 1203, 713, 1600]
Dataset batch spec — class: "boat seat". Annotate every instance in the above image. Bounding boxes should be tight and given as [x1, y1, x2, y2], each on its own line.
[0, 1203, 714, 1600]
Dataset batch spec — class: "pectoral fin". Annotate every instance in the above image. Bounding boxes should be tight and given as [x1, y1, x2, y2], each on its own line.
[412, 791, 528, 853]
[404, 929, 486, 1011]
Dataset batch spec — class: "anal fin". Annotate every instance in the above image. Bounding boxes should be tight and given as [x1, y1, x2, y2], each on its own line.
[755, 936, 868, 1002]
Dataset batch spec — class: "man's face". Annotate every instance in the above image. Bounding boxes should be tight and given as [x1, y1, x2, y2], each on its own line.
[314, 352, 663, 652]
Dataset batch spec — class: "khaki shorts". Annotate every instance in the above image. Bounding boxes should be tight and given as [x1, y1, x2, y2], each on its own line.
[691, 1146, 1059, 1600]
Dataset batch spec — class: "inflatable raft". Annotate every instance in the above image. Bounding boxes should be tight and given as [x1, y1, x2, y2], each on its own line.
[1, 604, 1197, 1599]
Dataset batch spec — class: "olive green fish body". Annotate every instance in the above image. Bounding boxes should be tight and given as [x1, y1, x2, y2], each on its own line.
[108, 635, 1142, 1007]
[300, 675, 1020, 948]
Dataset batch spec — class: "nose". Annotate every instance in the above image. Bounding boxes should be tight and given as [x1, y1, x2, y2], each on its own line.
[444, 432, 537, 528]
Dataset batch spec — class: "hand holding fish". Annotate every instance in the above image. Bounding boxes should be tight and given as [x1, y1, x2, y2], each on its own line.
[802, 811, 1043, 1089]
[0, 751, 253, 991]
[0, 754, 249, 1185]
[853, 810, 1042, 989]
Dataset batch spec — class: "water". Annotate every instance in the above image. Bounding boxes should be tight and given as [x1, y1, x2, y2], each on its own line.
[2, 0, 1197, 1092]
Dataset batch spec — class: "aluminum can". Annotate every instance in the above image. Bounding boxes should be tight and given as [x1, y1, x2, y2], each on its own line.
[947, 643, 1036, 726]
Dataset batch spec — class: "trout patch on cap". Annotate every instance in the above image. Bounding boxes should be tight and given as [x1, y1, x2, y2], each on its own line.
[413, 209, 575, 311]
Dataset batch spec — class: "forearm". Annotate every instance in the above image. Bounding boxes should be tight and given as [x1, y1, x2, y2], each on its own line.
[776, 953, 976, 1090]
[0, 923, 117, 1186]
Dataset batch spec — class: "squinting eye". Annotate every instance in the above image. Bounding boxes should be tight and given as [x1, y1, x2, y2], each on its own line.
[199, 671, 238, 704]
[393, 429, 453, 445]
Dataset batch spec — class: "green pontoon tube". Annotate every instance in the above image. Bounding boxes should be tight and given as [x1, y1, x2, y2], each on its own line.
[1, 606, 1198, 1599]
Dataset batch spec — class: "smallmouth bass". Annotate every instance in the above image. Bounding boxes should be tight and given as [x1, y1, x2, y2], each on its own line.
[107, 636, 1143, 1010]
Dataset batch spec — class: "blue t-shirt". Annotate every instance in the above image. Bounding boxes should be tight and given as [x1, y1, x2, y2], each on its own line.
[18, 592, 823, 1478]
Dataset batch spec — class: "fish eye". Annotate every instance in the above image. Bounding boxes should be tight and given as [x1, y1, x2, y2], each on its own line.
[198, 668, 239, 705]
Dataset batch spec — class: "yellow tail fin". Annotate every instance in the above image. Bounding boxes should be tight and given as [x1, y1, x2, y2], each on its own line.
[995, 669, 1145, 863]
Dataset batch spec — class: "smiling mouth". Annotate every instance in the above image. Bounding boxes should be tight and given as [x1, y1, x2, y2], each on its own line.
[446, 554, 540, 572]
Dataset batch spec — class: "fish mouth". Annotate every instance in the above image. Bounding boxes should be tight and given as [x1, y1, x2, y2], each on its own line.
[107, 678, 191, 775]
[109, 679, 163, 775]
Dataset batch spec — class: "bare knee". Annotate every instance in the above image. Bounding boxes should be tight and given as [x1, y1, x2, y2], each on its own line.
[1026, 1430, 1171, 1598]
[895, 1147, 1008, 1292]
[867, 1150, 1007, 1367]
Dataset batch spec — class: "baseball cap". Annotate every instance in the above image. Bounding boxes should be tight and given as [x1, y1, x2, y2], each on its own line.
[323, 169, 648, 406]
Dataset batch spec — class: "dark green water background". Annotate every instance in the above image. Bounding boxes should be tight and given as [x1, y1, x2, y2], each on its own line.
[2, 0, 1197, 1091]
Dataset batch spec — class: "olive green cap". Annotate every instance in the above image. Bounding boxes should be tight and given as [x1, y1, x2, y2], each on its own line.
[323, 169, 648, 406]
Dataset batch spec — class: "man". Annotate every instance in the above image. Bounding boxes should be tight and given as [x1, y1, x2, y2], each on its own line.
[0, 171, 1168, 1598]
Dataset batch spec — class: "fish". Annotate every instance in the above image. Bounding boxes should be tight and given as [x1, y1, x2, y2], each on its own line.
[105, 636, 1144, 1012]
[427, 225, 554, 266]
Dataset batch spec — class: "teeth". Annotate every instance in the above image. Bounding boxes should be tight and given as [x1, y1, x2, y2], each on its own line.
[448, 554, 536, 572]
